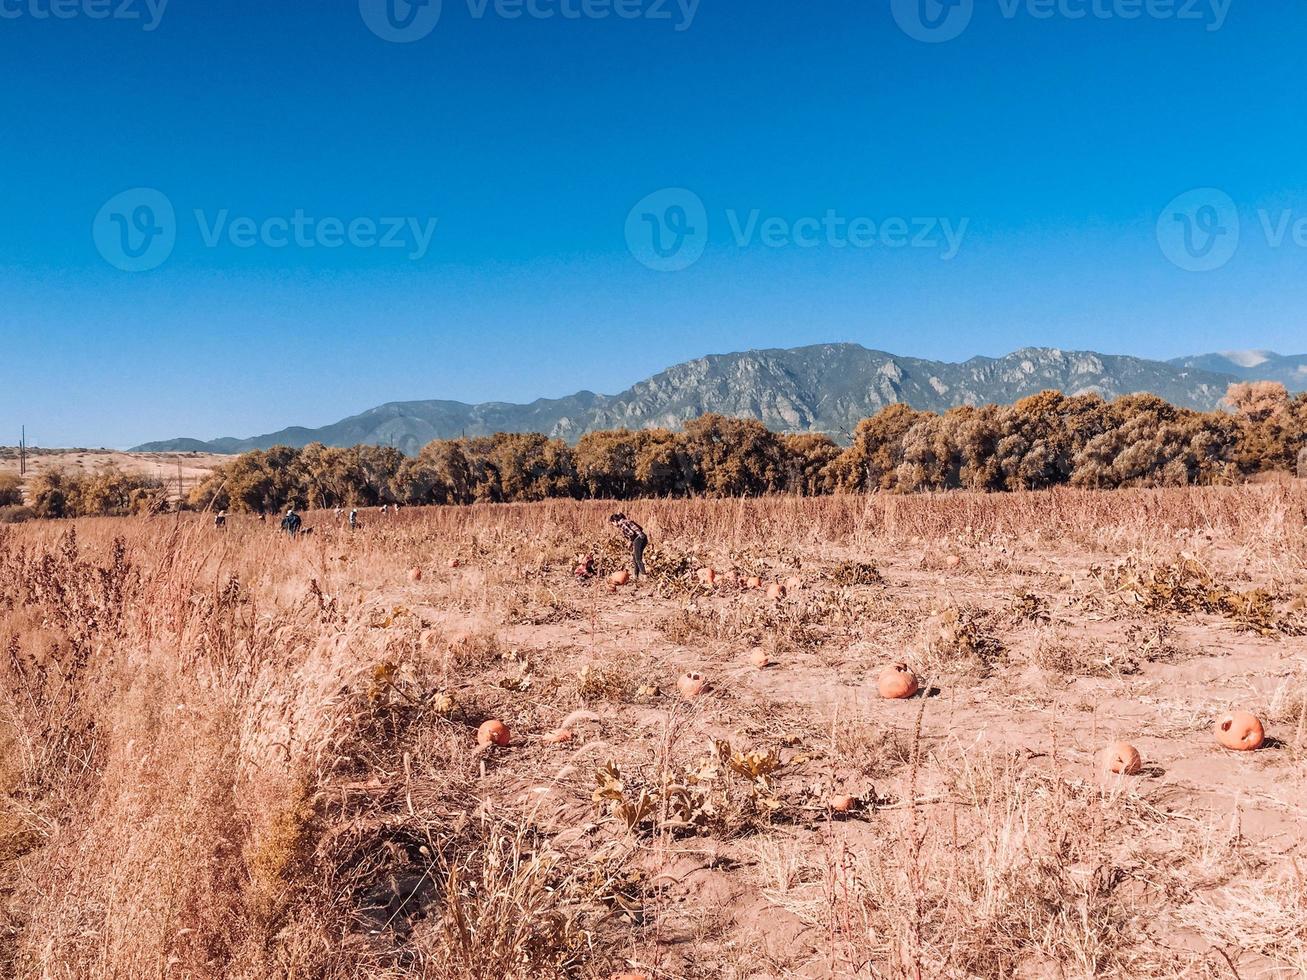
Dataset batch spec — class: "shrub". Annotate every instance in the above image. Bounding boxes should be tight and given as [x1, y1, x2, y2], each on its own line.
[0, 474, 22, 506]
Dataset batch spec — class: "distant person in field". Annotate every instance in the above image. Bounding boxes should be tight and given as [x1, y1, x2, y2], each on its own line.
[348, 509, 358, 531]
[281, 507, 302, 537]
[608, 513, 648, 579]
[214, 509, 226, 530]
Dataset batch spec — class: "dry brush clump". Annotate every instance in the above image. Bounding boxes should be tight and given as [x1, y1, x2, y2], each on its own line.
[1096, 554, 1305, 636]
[0, 522, 624, 979]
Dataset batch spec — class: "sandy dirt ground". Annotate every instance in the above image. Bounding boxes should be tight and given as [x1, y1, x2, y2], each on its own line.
[373, 501, 1307, 977]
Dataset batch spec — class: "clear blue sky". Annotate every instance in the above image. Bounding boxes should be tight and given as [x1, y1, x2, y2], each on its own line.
[3, 0, 1306, 447]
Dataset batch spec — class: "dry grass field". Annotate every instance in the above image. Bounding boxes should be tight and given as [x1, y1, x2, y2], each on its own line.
[1, 486, 1305, 979]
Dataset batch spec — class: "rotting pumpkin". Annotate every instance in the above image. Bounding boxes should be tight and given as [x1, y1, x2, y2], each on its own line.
[1214, 710, 1265, 751]
[677, 671, 707, 698]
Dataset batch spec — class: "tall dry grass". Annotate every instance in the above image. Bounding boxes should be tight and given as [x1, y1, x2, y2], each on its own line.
[0, 483, 1303, 977]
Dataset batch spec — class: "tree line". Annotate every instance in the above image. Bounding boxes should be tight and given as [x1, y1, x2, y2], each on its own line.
[182, 383, 1306, 514]
[3, 383, 1303, 522]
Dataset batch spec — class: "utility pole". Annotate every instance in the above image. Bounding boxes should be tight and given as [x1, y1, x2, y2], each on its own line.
[18, 426, 26, 476]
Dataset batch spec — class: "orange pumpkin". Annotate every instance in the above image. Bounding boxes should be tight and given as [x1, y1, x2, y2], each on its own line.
[542, 728, 573, 744]
[477, 720, 511, 747]
[877, 663, 919, 700]
[610, 569, 631, 586]
[745, 575, 763, 589]
[1098, 741, 1142, 776]
[943, 555, 961, 569]
[748, 648, 769, 668]
[677, 671, 706, 698]
[830, 795, 856, 813]
[766, 582, 786, 600]
[1215, 710, 1265, 751]
[408, 567, 423, 582]
[696, 567, 717, 586]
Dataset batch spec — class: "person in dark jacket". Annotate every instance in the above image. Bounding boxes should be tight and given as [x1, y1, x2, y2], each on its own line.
[608, 513, 648, 579]
[281, 508, 303, 536]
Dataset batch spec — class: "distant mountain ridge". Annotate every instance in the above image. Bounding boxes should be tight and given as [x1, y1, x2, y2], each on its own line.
[134, 344, 1303, 455]
[1168, 350, 1307, 389]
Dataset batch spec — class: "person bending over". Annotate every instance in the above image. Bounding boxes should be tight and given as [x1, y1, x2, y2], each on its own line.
[608, 513, 648, 579]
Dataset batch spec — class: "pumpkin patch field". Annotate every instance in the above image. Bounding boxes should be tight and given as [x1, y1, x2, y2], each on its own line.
[1, 485, 1305, 978]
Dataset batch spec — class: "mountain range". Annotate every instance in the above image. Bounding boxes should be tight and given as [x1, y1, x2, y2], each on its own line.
[133, 345, 1306, 454]
[1166, 350, 1307, 389]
